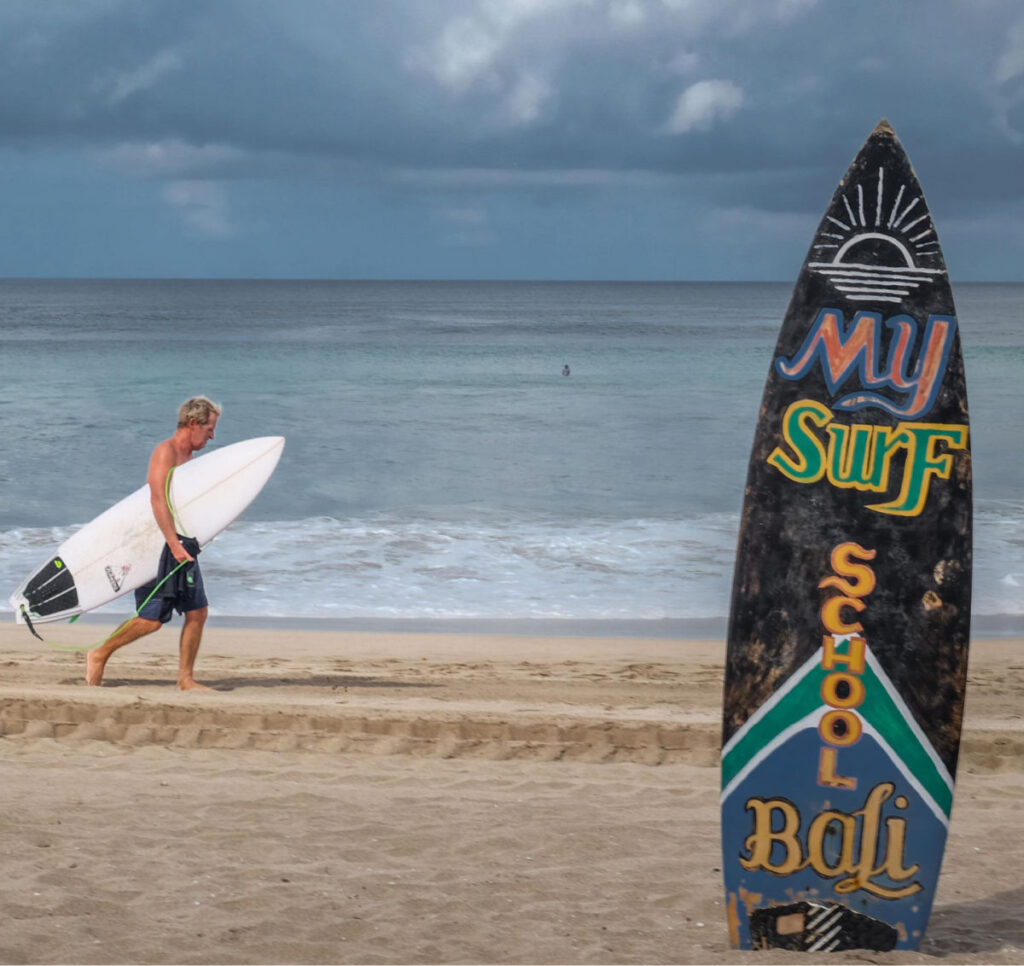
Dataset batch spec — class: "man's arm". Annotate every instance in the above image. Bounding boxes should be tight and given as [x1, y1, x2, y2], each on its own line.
[147, 442, 193, 563]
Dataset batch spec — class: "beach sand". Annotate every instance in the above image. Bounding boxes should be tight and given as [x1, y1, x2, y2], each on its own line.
[0, 622, 1021, 965]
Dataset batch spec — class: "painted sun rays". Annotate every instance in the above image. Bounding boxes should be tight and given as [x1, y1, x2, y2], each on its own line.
[809, 166, 945, 304]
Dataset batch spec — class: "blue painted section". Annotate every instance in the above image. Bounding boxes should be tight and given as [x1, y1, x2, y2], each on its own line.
[722, 727, 948, 950]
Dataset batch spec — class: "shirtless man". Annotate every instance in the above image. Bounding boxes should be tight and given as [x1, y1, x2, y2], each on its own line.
[86, 397, 221, 690]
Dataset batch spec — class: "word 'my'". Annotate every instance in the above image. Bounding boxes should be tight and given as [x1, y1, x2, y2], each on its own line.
[775, 308, 954, 420]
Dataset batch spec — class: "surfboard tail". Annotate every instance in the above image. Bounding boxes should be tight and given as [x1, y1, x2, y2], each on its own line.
[10, 554, 81, 626]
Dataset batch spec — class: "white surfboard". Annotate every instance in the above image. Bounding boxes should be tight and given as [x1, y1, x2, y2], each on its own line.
[9, 436, 285, 626]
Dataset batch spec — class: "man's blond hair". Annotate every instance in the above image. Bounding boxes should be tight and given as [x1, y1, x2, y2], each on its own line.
[177, 396, 222, 428]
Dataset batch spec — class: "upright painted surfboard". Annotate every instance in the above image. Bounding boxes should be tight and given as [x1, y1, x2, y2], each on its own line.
[721, 121, 971, 952]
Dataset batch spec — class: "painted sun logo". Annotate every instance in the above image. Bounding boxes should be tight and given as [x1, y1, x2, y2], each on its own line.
[808, 167, 946, 304]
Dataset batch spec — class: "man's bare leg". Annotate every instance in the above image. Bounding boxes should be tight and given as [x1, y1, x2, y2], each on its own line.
[178, 606, 211, 691]
[85, 617, 162, 686]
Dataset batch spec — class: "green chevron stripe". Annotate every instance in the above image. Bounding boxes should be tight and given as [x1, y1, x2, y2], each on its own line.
[721, 651, 822, 789]
[861, 649, 953, 815]
[722, 638, 953, 817]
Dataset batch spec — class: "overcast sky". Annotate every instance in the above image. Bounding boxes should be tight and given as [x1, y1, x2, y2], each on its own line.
[3, 0, 1023, 280]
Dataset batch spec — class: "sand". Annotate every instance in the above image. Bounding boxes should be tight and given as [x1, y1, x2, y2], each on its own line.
[0, 621, 1021, 965]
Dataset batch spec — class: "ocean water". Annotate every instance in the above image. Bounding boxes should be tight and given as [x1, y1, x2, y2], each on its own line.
[0, 279, 1020, 632]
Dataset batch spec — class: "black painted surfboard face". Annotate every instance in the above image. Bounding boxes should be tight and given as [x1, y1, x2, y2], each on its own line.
[721, 122, 972, 951]
[724, 120, 971, 774]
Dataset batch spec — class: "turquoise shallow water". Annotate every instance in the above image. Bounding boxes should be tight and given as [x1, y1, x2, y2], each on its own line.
[0, 279, 1020, 626]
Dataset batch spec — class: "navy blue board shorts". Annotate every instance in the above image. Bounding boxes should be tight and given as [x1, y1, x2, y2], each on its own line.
[135, 557, 208, 624]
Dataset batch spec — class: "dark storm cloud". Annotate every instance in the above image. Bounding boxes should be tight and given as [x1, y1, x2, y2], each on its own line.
[0, 0, 1021, 278]
[2, 0, 1020, 187]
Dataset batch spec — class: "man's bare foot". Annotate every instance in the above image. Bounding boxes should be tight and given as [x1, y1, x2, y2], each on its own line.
[177, 677, 212, 692]
[85, 649, 109, 686]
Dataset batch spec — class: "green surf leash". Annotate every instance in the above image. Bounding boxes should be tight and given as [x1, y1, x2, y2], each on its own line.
[34, 558, 191, 653]
[28, 467, 193, 651]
